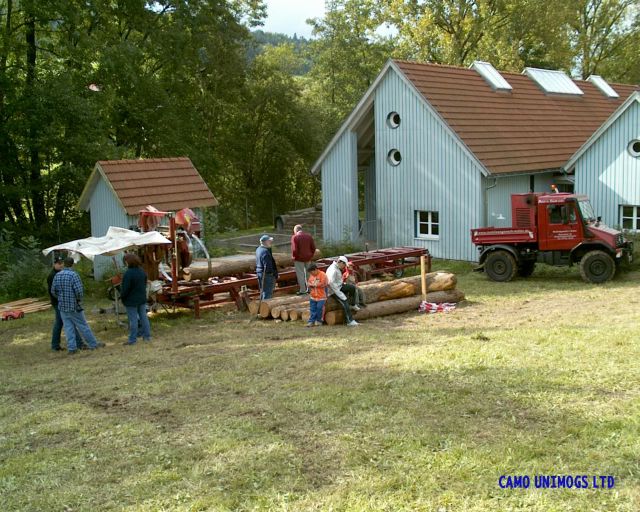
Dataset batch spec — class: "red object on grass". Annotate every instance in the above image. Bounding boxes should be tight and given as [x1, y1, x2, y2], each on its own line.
[1, 310, 25, 321]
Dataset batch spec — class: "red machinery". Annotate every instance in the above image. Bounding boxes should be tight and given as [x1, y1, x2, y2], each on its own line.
[471, 192, 633, 283]
[156, 246, 431, 317]
[136, 209, 430, 317]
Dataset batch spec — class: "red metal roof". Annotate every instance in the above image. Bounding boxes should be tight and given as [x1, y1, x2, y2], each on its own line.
[394, 60, 639, 174]
[95, 157, 218, 215]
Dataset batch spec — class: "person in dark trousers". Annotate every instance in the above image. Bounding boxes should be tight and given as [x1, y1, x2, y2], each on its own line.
[291, 224, 316, 295]
[120, 253, 151, 345]
[51, 257, 105, 354]
[48, 256, 85, 351]
[256, 234, 279, 300]
[326, 256, 359, 326]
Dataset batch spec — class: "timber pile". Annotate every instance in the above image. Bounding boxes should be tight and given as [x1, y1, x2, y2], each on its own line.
[0, 298, 51, 314]
[184, 249, 321, 281]
[276, 204, 323, 238]
[248, 271, 464, 324]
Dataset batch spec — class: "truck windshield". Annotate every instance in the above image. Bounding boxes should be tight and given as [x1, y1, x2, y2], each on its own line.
[578, 200, 596, 223]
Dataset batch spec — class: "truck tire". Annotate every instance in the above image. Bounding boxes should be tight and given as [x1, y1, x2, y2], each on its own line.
[518, 261, 535, 277]
[579, 250, 615, 284]
[485, 250, 517, 282]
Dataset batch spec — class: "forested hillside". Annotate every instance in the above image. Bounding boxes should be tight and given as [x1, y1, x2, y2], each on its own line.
[1, 0, 638, 244]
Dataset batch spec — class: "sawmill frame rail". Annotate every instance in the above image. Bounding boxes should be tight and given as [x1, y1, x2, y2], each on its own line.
[156, 246, 431, 317]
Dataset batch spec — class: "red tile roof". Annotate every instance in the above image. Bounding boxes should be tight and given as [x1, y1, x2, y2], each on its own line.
[394, 60, 639, 174]
[94, 157, 218, 215]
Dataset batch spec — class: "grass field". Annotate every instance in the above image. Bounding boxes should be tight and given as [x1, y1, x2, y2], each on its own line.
[1, 261, 639, 511]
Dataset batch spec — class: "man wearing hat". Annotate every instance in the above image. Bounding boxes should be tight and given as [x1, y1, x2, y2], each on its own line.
[325, 255, 359, 326]
[47, 256, 84, 352]
[256, 235, 279, 300]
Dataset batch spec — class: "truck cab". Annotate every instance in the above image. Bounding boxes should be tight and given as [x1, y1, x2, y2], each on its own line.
[471, 192, 633, 283]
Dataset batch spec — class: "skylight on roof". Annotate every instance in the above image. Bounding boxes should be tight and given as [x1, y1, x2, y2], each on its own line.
[470, 61, 512, 91]
[587, 75, 619, 98]
[523, 67, 584, 96]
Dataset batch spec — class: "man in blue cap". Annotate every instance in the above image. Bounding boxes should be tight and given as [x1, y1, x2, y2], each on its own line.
[256, 234, 279, 300]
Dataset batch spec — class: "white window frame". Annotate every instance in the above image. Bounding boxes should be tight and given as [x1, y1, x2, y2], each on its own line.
[627, 140, 640, 158]
[620, 205, 640, 231]
[415, 210, 440, 240]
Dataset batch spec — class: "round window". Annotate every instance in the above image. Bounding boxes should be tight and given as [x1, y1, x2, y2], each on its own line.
[387, 149, 402, 166]
[629, 140, 640, 157]
[386, 111, 401, 129]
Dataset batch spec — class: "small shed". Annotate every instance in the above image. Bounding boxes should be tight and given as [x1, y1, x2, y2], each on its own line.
[78, 157, 218, 278]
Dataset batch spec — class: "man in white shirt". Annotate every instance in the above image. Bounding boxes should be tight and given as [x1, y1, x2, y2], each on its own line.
[326, 256, 359, 326]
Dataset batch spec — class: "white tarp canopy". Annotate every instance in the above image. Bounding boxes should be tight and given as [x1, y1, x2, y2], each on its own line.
[42, 226, 171, 260]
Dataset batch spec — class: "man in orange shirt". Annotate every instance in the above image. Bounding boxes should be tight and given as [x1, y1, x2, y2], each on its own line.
[306, 263, 327, 327]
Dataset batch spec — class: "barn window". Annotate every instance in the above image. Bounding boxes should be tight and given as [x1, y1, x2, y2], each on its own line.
[415, 210, 439, 240]
[620, 205, 640, 231]
[386, 111, 401, 128]
[628, 140, 640, 157]
[387, 149, 402, 166]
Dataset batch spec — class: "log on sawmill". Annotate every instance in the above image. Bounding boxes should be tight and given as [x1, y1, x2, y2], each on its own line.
[324, 289, 465, 326]
[184, 249, 322, 281]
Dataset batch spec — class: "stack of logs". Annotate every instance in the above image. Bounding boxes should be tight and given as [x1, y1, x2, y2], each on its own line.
[247, 271, 463, 325]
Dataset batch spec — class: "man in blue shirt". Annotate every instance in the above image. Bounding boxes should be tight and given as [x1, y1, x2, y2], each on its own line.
[255, 235, 278, 300]
[51, 257, 105, 354]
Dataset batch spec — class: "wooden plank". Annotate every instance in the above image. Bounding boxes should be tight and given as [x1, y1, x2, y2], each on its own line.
[0, 298, 41, 309]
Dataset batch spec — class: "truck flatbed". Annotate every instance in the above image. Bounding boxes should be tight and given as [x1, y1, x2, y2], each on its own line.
[471, 227, 537, 245]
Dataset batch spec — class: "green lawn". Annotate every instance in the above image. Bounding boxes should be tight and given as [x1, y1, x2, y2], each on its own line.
[1, 262, 639, 511]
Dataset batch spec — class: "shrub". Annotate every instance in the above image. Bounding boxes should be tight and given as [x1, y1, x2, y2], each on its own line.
[0, 231, 50, 301]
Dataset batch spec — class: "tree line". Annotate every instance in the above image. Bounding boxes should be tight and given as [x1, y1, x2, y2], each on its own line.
[1, 0, 638, 245]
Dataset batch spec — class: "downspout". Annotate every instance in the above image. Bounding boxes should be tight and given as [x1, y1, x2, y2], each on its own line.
[483, 177, 498, 227]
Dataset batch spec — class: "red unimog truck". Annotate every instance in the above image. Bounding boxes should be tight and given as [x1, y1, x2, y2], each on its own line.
[471, 192, 634, 283]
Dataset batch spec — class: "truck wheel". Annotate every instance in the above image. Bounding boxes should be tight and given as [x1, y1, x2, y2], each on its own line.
[485, 251, 517, 282]
[579, 250, 615, 284]
[518, 261, 535, 277]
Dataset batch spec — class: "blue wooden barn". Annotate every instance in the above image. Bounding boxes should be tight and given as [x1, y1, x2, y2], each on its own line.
[311, 60, 639, 261]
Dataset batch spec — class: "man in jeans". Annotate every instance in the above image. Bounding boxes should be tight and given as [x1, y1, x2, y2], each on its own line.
[256, 235, 279, 300]
[51, 257, 105, 354]
[47, 256, 85, 352]
[291, 224, 316, 295]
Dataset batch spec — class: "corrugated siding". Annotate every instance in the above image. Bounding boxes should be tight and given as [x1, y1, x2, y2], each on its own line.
[486, 172, 556, 227]
[321, 131, 359, 241]
[364, 159, 377, 241]
[374, 70, 484, 261]
[88, 177, 129, 279]
[486, 175, 529, 227]
[575, 101, 640, 226]
[533, 173, 558, 194]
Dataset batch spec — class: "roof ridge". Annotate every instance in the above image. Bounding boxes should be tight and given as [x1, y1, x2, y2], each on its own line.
[393, 59, 639, 88]
[98, 157, 190, 165]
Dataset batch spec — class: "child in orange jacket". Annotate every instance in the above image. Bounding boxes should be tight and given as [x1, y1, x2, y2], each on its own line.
[306, 263, 328, 327]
